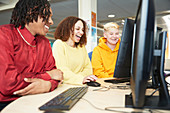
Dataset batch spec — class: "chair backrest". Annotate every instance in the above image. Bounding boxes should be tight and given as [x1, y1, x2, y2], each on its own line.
[88, 51, 93, 61]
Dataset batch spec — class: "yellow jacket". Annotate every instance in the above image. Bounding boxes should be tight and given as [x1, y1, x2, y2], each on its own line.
[91, 37, 120, 78]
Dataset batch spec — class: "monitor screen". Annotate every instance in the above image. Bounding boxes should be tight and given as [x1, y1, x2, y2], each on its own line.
[104, 18, 134, 84]
[113, 18, 134, 78]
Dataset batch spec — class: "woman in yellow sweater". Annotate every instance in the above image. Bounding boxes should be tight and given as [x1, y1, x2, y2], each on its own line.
[91, 22, 121, 78]
[52, 16, 97, 85]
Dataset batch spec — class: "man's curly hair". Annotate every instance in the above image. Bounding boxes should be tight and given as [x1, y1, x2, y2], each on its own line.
[10, 0, 51, 29]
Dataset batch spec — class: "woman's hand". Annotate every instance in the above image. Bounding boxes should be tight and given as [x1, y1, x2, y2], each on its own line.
[83, 75, 98, 84]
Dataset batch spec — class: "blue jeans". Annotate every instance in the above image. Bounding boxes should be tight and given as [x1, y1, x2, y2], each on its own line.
[0, 101, 12, 111]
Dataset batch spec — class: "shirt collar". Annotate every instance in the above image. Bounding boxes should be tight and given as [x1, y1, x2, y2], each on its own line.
[18, 26, 36, 46]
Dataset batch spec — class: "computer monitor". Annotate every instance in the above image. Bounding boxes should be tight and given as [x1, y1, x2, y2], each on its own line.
[154, 27, 163, 49]
[129, 0, 155, 108]
[151, 31, 170, 107]
[152, 27, 163, 87]
[113, 18, 134, 78]
[125, 0, 170, 109]
[104, 18, 134, 84]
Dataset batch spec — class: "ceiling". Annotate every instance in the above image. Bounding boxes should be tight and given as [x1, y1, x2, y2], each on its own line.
[0, 0, 170, 37]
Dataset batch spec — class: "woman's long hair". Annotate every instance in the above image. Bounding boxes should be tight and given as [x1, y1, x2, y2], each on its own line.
[54, 16, 88, 47]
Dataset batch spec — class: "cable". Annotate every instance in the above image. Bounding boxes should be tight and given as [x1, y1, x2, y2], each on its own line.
[93, 84, 130, 91]
[106, 107, 166, 113]
[105, 107, 134, 113]
[81, 98, 132, 113]
[148, 88, 159, 97]
[109, 84, 130, 90]
[105, 107, 155, 113]
[92, 86, 110, 91]
[81, 98, 105, 111]
[81, 97, 166, 113]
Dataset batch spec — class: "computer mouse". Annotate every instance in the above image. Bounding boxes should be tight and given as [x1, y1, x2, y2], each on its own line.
[86, 81, 101, 87]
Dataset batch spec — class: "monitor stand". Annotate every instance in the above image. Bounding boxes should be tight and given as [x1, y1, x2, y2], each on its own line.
[125, 95, 170, 110]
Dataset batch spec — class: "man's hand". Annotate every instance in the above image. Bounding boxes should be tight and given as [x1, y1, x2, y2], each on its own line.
[13, 78, 51, 96]
[46, 69, 64, 84]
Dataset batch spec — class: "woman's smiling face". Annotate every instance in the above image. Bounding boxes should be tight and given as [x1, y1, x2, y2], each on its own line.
[70, 20, 84, 43]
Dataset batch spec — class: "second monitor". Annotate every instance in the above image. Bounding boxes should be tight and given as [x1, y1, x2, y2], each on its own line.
[104, 18, 134, 83]
[113, 18, 134, 78]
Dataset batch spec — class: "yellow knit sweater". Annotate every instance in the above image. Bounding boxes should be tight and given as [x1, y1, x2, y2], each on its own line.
[52, 39, 93, 85]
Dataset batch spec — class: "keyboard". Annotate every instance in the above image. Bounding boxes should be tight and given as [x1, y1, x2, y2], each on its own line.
[39, 86, 88, 111]
[104, 78, 130, 84]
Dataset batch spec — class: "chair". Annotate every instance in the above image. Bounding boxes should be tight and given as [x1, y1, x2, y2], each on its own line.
[88, 51, 93, 61]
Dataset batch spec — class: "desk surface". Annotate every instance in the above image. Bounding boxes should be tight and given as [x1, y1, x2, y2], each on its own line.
[1, 78, 170, 113]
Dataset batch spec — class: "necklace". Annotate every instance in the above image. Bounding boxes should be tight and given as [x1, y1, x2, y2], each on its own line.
[17, 28, 36, 47]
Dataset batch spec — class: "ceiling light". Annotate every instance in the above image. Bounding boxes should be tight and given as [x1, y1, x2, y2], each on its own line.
[108, 14, 115, 18]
